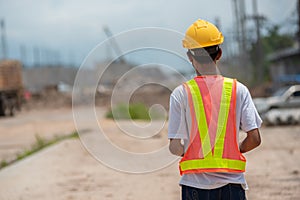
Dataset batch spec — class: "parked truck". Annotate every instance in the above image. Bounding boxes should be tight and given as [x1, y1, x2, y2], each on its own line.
[0, 60, 23, 116]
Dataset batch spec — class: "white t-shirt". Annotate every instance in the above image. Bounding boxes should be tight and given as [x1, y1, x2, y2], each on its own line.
[168, 76, 262, 190]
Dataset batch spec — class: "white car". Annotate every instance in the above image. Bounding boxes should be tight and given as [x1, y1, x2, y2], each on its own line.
[263, 108, 300, 126]
[253, 85, 300, 114]
[253, 85, 300, 125]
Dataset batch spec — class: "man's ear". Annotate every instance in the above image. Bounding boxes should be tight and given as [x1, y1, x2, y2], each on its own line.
[187, 51, 193, 62]
[215, 48, 222, 61]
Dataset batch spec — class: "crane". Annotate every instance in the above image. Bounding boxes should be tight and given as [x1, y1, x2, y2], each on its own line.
[103, 26, 126, 64]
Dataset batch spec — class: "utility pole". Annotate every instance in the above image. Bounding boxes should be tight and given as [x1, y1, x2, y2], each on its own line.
[232, 0, 240, 54]
[214, 17, 221, 30]
[240, 0, 254, 84]
[252, 0, 264, 83]
[298, 0, 300, 48]
[0, 19, 8, 60]
[20, 45, 27, 68]
[33, 47, 40, 67]
[239, 0, 247, 55]
[68, 51, 75, 67]
[232, 0, 251, 82]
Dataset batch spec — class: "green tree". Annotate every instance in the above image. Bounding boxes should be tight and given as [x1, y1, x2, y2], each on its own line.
[262, 25, 294, 54]
[250, 25, 295, 82]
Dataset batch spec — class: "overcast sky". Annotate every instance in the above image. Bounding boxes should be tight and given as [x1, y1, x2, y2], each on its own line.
[0, 0, 298, 67]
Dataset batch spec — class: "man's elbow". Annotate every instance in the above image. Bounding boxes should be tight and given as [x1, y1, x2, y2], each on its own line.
[255, 136, 262, 147]
[169, 139, 184, 156]
[240, 128, 262, 153]
[169, 144, 177, 155]
[249, 128, 262, 148]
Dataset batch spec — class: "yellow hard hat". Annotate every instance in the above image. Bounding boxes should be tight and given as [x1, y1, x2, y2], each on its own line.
[182, 19, 224, 49]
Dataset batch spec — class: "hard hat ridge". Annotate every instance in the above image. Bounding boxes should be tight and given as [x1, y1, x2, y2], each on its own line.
[182, 19, 224, 49]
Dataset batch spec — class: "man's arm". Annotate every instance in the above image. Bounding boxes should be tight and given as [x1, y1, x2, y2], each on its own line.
[168, 86, 187, 157]
[169, 139, 184, 156]
[239, 128, 261, 153]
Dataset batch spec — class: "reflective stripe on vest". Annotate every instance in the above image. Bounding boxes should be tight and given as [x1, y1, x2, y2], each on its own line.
[179, 77, 246, 175]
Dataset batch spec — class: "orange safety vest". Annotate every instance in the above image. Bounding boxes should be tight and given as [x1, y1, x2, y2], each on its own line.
[179, 76, 246, 175]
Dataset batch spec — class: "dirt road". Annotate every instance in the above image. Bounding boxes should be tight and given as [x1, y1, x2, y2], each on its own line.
[0, 108, 299, 199]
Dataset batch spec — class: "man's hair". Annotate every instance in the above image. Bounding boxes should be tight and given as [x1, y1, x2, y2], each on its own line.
[188, 45, 220, 63]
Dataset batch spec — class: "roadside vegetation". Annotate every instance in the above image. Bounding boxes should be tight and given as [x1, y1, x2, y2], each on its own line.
[0, 131, 79, 170]
[106, 103, 164, 120]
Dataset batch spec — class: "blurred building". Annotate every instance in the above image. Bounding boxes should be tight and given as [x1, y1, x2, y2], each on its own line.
[264, 0, 300, 88]
[268, 47, 300, 87]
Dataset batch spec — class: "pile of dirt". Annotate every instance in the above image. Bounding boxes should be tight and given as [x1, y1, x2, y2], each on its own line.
[24, 65, 184, 111]
[96, 66, 184, 109]
[23, 86, 72, 110]
[96, 84, 172, 110]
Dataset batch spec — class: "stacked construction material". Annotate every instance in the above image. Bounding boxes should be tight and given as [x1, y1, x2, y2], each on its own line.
[0, 60, 22, 91]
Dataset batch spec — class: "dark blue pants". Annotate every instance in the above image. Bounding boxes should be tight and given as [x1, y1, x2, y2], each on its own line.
[182, 184, 246, 200]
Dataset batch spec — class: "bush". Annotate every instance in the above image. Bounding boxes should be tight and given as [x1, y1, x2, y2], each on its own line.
[106, 103, 151, 120]
[0, 160, 7, 168]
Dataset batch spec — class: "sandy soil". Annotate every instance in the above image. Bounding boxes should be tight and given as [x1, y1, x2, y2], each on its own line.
[0, 108, 299, 200]
[245, 126, 300, 199]
[0, 106, 107, 162]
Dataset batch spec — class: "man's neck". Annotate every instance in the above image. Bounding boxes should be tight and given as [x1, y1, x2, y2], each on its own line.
[194, 63, 220, 76]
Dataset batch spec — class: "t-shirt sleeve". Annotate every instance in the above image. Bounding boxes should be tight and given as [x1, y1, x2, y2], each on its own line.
[168, 85, 188, 139]
[240, 85, 263, 132]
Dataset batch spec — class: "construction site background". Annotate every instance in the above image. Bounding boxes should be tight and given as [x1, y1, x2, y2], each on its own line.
[0, 0, 299, 200]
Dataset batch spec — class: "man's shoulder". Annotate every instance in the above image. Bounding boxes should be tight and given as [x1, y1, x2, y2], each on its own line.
[172, 84, 185, 95]
[234, 80, 253, 103]
[170, 84, 187, 104]
[236, 81, 250, 93]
